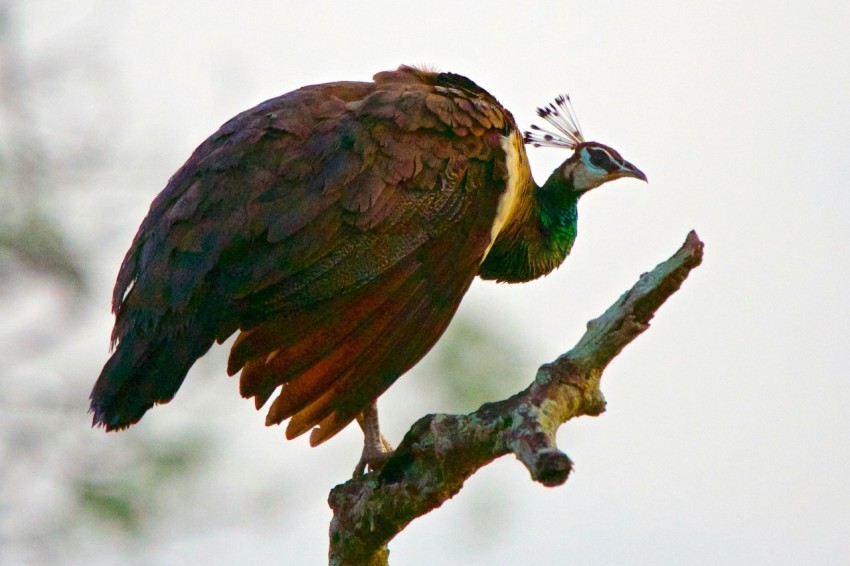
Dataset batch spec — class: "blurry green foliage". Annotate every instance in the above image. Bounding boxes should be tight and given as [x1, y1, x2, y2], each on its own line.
[0, 213, 85, 289]
[433, 317, 528, 410]
[75, 435, 210, 533]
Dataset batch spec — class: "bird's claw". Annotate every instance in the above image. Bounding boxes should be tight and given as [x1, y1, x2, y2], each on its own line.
[352, 441, 395, 477]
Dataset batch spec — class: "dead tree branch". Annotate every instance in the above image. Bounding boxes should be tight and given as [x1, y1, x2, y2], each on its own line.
[328, 231, 704, 565]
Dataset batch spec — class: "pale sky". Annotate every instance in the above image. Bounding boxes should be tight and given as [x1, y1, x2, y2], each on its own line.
[6, 1, 850, 564]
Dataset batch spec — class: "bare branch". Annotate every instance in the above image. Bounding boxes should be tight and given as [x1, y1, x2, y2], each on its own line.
[328, 231, 704, 565]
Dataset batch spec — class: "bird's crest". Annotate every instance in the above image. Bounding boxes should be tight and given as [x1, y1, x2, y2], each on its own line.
[523, 94, 585, 149]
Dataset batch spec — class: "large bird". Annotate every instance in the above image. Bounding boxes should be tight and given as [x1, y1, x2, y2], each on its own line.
[90, 65, 646, 469]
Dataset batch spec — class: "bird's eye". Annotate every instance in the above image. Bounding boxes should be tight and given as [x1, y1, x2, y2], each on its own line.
[588, 149, 608, 168]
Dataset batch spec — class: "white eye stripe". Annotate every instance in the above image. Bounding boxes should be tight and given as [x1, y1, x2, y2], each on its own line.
[581, 148, 609, 172]
[582, 147, 623, 172]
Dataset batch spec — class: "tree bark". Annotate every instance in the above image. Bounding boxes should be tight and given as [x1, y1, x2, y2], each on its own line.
[328, 231, 704, 565]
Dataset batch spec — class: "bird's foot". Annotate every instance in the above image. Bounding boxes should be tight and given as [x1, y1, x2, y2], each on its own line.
[352, 437, 394, 477]
[353, 402, 394, 477]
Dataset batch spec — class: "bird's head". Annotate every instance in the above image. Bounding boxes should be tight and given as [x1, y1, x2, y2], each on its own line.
[524, 95, 647, 195]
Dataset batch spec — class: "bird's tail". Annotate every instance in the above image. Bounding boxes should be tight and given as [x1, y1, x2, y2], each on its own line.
[89, 328, 213, 431]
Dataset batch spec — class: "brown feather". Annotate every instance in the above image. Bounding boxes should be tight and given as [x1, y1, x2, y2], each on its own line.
[304, 237, 485, 445]
[232, 259, 418, 402]
[91, 65, 527, 441]
[282, 280, 429, 438]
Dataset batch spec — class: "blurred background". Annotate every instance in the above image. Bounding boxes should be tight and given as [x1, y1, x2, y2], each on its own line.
[2, 1, 848, 564]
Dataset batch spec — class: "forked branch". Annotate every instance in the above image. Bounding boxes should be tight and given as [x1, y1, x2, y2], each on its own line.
[328, 231, 704, 565]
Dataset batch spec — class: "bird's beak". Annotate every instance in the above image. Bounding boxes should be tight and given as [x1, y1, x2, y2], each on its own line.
[618, 160, 647, 183]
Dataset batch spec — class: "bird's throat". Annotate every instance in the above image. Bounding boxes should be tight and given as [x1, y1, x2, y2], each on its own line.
[478, 171, 578, 283]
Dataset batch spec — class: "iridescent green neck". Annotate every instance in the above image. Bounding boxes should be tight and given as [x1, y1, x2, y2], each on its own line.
[478, 172, 579, 283]
[537, 174, 579, 264]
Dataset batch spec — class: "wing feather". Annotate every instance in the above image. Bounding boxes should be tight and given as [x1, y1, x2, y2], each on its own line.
[92, 66, 523, 436]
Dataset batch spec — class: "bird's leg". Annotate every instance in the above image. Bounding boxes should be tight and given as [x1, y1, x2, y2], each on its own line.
[352, 401, 394, 477]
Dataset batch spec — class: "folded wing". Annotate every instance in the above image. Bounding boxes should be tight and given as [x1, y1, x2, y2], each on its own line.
[91, 66, 521, 442]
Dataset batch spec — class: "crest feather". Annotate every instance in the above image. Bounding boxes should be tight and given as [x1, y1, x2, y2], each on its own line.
[523, 94, 585, 149]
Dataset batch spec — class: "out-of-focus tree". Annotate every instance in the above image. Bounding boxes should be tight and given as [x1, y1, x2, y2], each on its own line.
[0, 1, 84, 287]
[0, 3, 215, 562]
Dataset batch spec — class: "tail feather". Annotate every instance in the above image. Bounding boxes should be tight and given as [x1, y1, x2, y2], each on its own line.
[89, 329, 213, 430]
